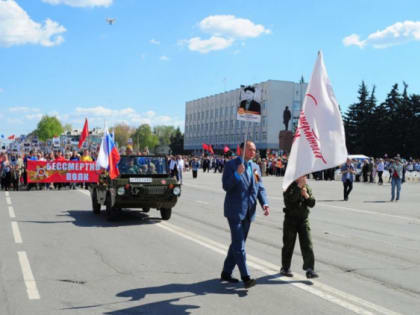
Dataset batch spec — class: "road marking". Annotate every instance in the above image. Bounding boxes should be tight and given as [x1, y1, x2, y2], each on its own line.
[8, 206, 16, 218]
[11, 221, 23, 244]
[5, 191, 10, 197]
[17, 251, 40, 300]
[76, 188, 400, 314]
[6, 197, 12, 205]
[183, 182, 419, 223]
[158, 221, 400, 315]
[196, 200, 208, 205]
[318, 204, 420, 224]
[78, 189, 90, 196]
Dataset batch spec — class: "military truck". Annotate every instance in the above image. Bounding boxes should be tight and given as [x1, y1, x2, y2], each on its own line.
[90, 155, 181, 220]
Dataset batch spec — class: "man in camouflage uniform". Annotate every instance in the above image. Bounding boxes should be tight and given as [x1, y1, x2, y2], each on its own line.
[281, 175, 318, 279]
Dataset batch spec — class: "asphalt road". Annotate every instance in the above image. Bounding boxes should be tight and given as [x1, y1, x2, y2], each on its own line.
[1, 172, 419, 315]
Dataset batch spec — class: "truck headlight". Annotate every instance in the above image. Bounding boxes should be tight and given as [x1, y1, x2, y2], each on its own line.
[117, 187, 125, 195]
[173, 186, 181, 196]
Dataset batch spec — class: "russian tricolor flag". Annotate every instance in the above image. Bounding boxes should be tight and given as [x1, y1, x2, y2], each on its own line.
[97, 128, 120, 179]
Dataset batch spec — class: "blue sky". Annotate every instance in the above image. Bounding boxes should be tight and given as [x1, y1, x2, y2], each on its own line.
[1, 0, 420, 139]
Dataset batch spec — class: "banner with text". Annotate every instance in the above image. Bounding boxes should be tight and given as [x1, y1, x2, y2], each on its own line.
[27, 160, 101, 183]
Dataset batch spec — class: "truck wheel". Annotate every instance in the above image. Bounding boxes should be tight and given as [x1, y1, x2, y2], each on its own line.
[160, 208, 172, 220]
[105, 194, 117, 220]
[142, 208, 150, 213]
[91, 190, 101, 214]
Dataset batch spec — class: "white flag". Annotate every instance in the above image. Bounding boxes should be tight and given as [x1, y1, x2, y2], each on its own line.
[96, 128, 109, 169]
[282, 51, 348, 191]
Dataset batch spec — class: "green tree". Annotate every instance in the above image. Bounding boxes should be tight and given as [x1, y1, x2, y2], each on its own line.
[153, 125, 176, 146]
[35, 115, 64, 141]
[63, 123, 73, 133]
[381, 83, 402, 156]
[169, 127, 184, 154]
[344, 81, 369, 153]
[131, 124, 159, 152]
[112, 123, 133, 148]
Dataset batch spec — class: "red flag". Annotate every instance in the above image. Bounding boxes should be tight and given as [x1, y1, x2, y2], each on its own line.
[236, 144, 240, 155]
[223, 145, 230, 153]
[209, 145, 214, 155]
[8, 134, 15, 140]
[202, 143, 209, 151]
[78, 118, 89, 148]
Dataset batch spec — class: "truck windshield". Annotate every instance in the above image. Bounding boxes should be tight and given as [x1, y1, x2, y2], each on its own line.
[118, 156, 167, 175]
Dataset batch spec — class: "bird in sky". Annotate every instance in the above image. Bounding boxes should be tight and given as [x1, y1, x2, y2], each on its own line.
[106, 18, 116, 25]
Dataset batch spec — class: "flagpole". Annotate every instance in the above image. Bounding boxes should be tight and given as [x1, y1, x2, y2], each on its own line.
[242, 121, 250, 164]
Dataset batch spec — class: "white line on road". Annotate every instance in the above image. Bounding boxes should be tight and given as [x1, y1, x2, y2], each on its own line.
[183, 182, 419, 223]
[11, 221, 23, 244]
[8, 206, 16, 218]
[6, 197, 12, 205]
[157, 221, 400, 315]
[196, 200, 209, 205]
[318, 203, 420, 224]
[17, 251, 40, 300]
[76, 188, 400, 314]
[5, 191, 10, 197]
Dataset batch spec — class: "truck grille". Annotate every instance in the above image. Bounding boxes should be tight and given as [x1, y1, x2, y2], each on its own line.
[132, 185, 168, 195]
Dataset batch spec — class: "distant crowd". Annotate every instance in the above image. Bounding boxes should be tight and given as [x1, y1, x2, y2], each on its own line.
[1, 146, 419, 192]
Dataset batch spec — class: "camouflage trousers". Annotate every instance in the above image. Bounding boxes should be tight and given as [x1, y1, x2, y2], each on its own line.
[281, 216, 315, 271]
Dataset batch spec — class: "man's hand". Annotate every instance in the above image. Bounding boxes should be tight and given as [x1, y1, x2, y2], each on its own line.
[301, 187, 309, 199]
[237, 164, 245, 175]
[263, 205, 270, 216]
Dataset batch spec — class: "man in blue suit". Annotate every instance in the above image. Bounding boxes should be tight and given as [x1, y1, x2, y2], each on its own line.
[221, 141, 270, 289]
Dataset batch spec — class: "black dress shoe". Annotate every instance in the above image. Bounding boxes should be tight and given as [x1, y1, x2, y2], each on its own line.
[220, 272, 239, 283]
[242, 276, 256, 289]
[306, 269, 319, 279]
[280, 267, 293, 277]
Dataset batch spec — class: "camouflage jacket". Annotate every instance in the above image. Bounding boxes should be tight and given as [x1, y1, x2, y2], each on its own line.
[283, 181, 316, 219]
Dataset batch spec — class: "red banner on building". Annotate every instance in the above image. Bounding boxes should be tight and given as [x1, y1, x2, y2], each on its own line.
[27, 160, 100, 183]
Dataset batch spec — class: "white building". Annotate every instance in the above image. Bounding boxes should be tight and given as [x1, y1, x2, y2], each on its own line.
[184, 79, 308, 151]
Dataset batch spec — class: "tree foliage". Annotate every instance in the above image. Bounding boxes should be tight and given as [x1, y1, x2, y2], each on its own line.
[131, 124, 159, 152]
[35, 115, 64, 141]
[153, 125, 176, 146]
[63, 123, 73, 133]
[169, 127, 184, 154]
[344, 82, 420, 157]
[112, 123, 133, 148]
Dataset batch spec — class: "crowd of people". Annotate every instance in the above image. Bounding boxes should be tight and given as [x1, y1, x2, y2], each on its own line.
[0, 149, 94, 191]
[1, 147, 419, 196]
[1, 143, 418, 289]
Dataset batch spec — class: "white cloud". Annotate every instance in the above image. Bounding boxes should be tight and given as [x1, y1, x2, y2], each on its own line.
[0, 0, 66, 47]
[42, 0, 112, 7]
[199, 15, 271, 39]
[76, 106, 115, 116]
[342, 34, 364, 48]
[188, 36, 234, 53]
[159, 55, 169, 61]
[183, 15, 270, 54]
[7, 117, 23, 124]
[25, 113, 43, 120]
[4, 105, 183, 134]
[343, 20, 420, 49]
[9, 106, 40, 113]
[150, 39, 160, 45]
[72, 106, 182, 128]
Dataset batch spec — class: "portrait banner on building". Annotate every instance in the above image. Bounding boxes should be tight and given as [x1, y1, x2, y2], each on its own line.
[26, 160, 101, 183]
[237, 85, 262, 123]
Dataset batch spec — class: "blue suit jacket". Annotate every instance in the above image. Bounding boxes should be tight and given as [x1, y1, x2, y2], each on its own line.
[222, 157, 268, 222]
